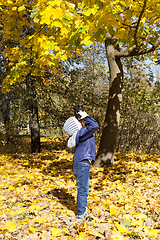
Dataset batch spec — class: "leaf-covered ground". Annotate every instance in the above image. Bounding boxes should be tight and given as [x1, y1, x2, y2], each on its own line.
[0, 137, 160, 240]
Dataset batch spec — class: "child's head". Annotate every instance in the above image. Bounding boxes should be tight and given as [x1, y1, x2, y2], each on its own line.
[63, 116, 82, 136]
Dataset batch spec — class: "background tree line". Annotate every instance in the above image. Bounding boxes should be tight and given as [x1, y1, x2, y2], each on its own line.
[0, 43, 159, 154]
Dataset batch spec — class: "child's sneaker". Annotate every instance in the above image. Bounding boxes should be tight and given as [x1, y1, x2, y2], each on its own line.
[77, 211, 90, 220]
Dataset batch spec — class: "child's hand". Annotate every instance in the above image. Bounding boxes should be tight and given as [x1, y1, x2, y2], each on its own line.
[77, 111, 88, 120]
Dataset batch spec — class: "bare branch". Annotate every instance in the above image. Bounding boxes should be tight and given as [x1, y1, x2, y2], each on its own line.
[0, 4, 32, 10]
[134, 0, 147, 49]
[115, 36, 160, 58]
[121, 22, 136, 28]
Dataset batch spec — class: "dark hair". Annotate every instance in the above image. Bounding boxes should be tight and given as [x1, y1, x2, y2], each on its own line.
[75, 105, 84, 120]
[76, 105, 84, 112]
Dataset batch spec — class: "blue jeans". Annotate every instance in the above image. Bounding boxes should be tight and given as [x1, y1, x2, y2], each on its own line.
[73, 160, 91, 215]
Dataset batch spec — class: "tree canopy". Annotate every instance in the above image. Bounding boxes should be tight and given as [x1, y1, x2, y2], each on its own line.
[0, 0, 159, 162]
[1, 0, 159, 91]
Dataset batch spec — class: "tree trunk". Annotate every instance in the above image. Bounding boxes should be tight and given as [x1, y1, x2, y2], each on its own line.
[27, 115, 30, 135]
[3, 97, 11, 143]
[0, 91, 12, 143]
[93, 35, 123, 167]
[26, 74, 41, 153]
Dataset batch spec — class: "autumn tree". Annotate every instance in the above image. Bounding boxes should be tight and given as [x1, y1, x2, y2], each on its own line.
[0, 26, 13, 143]
[0, 1, 42, 152]
[1, 0, 160, 162]
[89, 0, 160, 167]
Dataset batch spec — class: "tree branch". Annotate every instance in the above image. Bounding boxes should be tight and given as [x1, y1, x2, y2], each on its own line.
[134, 0, 147, 49]
[122, 22, 136, 28]
[115, 36, 160, 58]
[0, 4, 32, 10]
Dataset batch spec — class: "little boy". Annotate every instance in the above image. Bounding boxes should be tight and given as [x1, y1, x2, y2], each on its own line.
[63, 109, 98, 219]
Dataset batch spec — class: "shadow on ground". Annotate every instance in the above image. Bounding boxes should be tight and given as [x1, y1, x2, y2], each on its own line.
[47, 188, 77, 215]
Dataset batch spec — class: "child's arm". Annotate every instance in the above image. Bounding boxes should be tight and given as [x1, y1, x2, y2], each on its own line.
[75, 117, 98, 145]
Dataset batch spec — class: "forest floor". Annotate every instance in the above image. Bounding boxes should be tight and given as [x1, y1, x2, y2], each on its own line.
[0, 137, 160, 240]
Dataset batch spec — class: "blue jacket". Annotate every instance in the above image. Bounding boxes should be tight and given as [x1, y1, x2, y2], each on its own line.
[73, 117, 98, 164]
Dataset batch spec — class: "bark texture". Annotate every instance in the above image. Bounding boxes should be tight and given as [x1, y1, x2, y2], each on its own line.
[0, 92, 11, 143]
[94, 35, 123, 167]
[26, 74, 41, 153]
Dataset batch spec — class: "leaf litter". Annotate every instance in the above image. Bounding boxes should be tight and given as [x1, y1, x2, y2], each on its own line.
[0, 137, 160, 239]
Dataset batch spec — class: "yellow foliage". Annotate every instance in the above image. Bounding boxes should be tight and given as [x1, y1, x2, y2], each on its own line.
[1, 0, 159, 90]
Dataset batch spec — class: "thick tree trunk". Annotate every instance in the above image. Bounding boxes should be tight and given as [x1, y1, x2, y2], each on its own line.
[93, 35, 123, 167]
[0, 91, 12, 143]
[3, 98, 11, 143]
[26, 74, 41, 153]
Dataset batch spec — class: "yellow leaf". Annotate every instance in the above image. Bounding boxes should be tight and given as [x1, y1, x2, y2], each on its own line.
[144, 227, 160, 237]
[123, 214, 131, 220]
[102, 179, 107, 185]
[109, 205, 117, 216]
[48, 0, 61, 6]
[5, 221, 17, 232]
[7, 0, 13, 3]
[34, 217, 46, 224]
[141, 17, 146, 23]
[28, 205, 44, 211]
[65, 1, 75, 9]
[18, 6, 26, 12]
[0, 196, 6, 201]
[94, 196, 99, 201]
[60, 55, 67, 61]
[29, 226, 36, 233]
[130, 219, 143, 227]
[0, 209, 3, 215]
[60, 27, 68, 35]
[51, 228, 62, 236]
[109, 230, 125, 239]
[81, 36, 92, 46]
[135, 213, 147, 220]
[11, 197, 17, 203]
[79, 232, 87, 238]
[51, 21, 63, 28]
[115, 222, 129, 233]
[83, 8, 97, 16]
[52, 8, 64, 19]
[87, 229, 104, 238]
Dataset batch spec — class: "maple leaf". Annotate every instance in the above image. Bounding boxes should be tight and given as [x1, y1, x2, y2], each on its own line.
[110, 230, 126, 240]
[5, 221, 17, 232]
[51, 228, 62, 236]
[29, 226, 36, 233]
[114, 222, 129, 233]
[109, 205, 118, 216]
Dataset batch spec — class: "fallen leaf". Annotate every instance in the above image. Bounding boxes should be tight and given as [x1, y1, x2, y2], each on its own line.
[51, 228, 62, 236]
[5, 221, 17, 232]
[87, 228, 104, 238]
[29, 226, 36, 233]
[109, 205, 118, 216]
[108, 230, 126, 240]
[115, 222, 129, 233]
